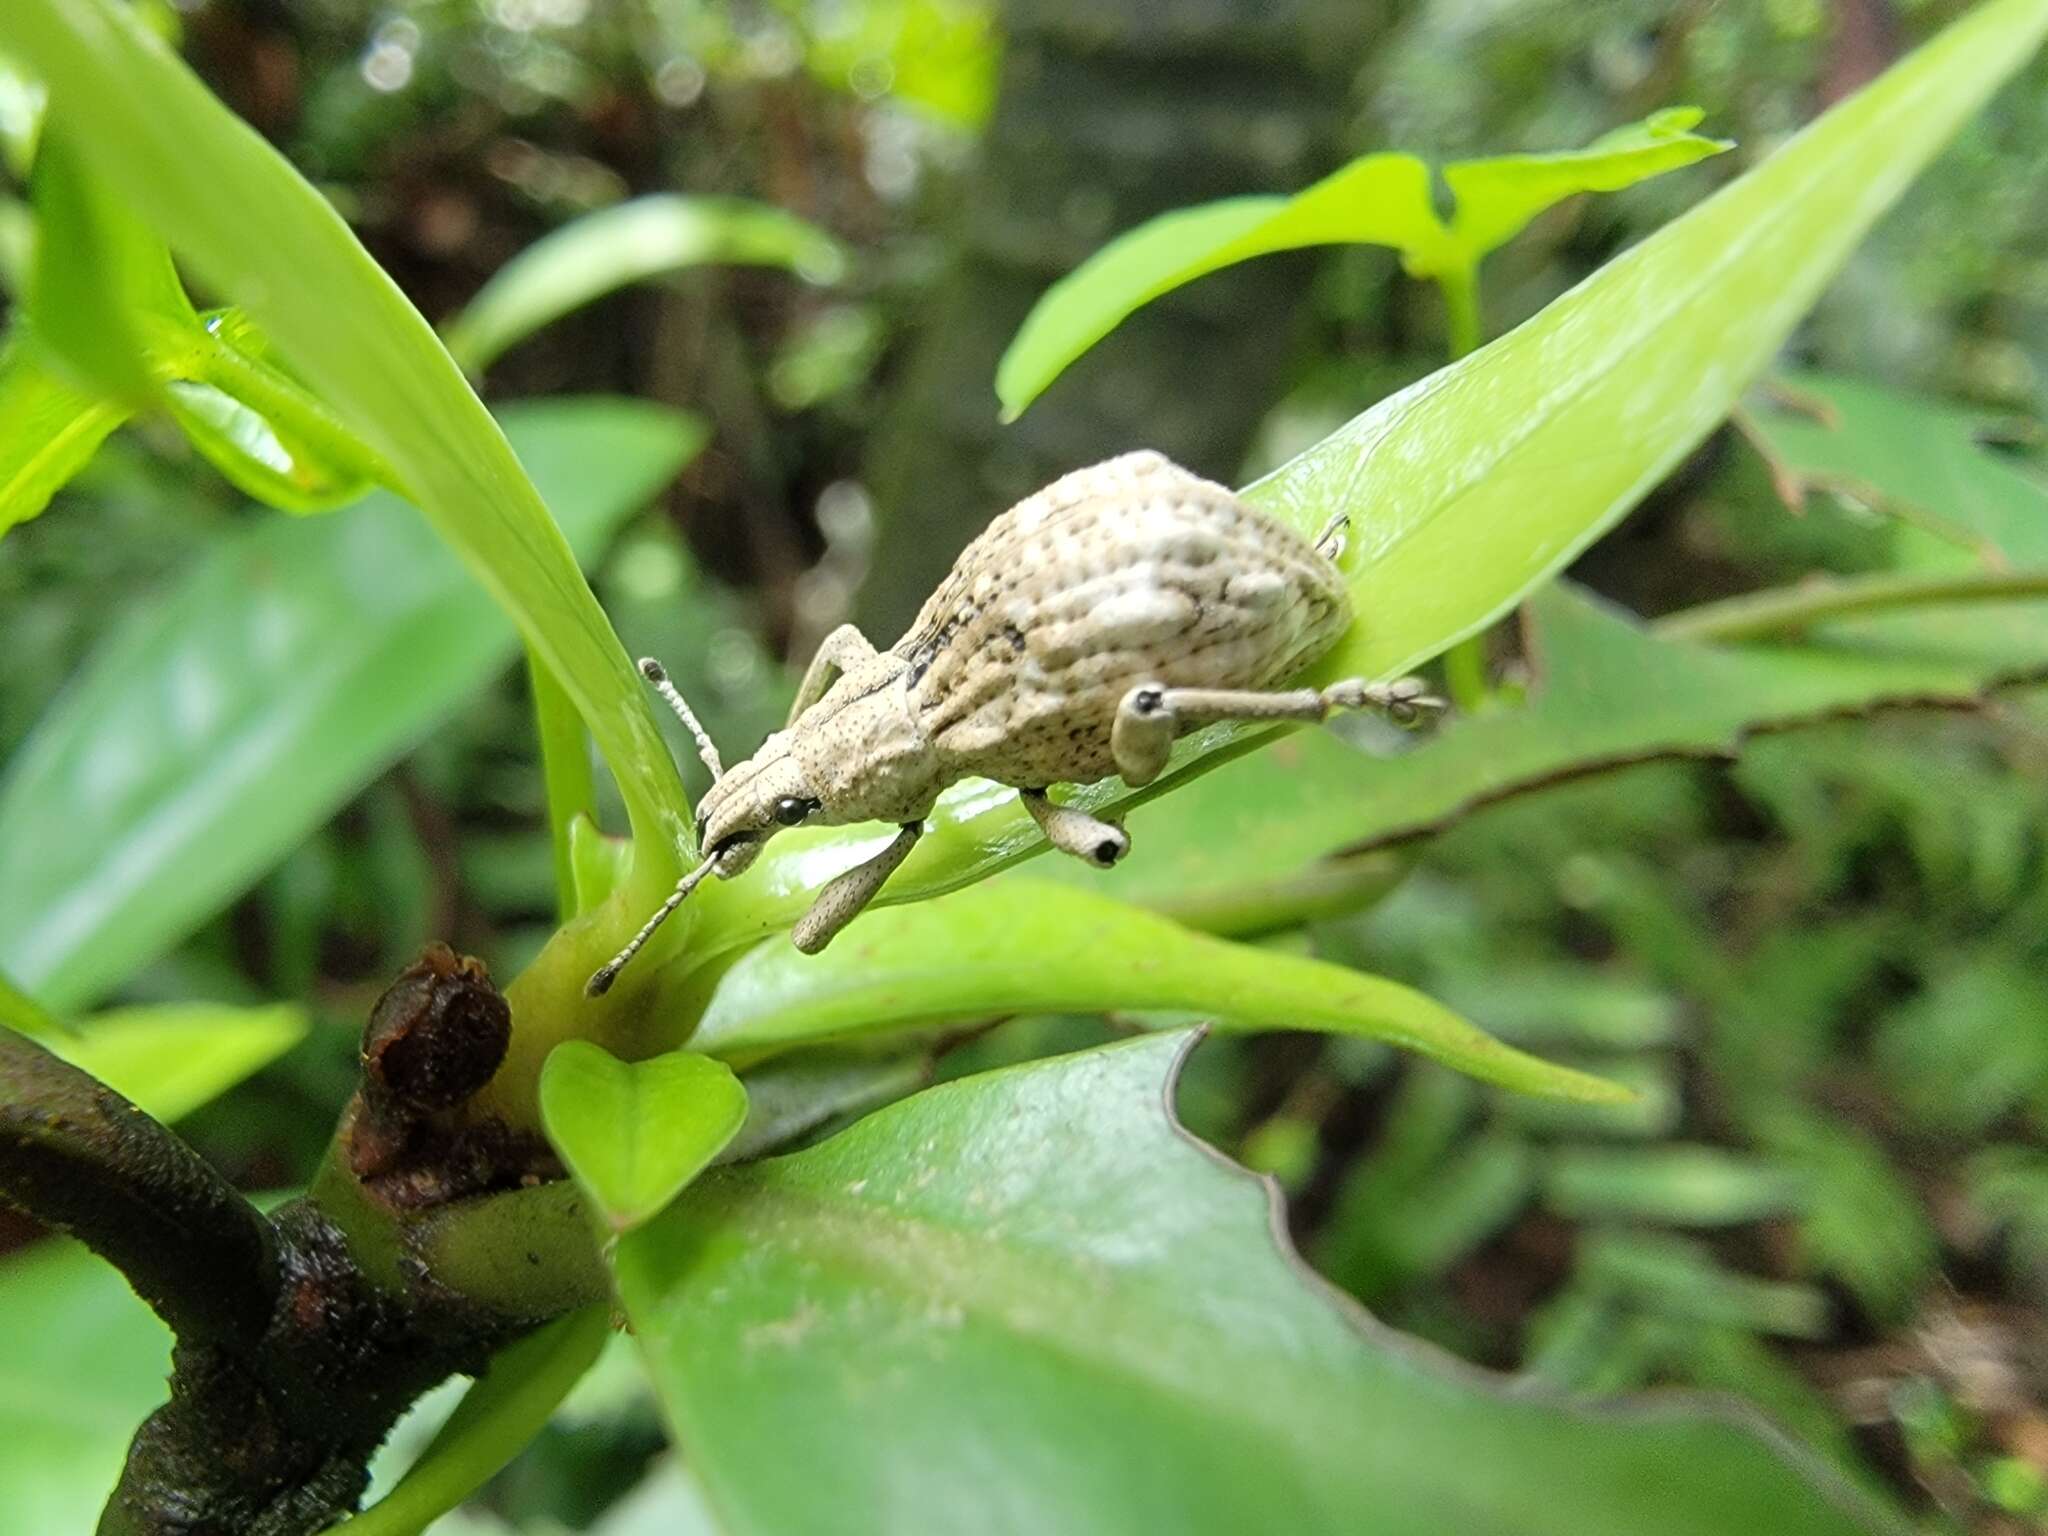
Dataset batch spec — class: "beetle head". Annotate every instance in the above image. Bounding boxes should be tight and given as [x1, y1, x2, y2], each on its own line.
[692, 731, 823, 875]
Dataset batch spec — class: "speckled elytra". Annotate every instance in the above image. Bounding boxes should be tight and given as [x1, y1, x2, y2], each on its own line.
[588, 450, 1437, 996]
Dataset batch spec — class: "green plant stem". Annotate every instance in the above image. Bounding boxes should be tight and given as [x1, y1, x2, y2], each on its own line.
[1440, 633, 1491, 714]
[527, 647, 597, 923]
[1652, 568, 2048, 644]
[1438, 262, 1483, 361]
[332, 1307, 609, 1536]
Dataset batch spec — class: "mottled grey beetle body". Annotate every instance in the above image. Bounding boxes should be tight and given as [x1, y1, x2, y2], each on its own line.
[904, 451, 1350, 787]
[588, 450, 1434, 994]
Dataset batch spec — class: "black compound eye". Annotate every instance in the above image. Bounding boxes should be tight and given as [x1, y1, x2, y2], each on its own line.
[772, 796, 819, 827]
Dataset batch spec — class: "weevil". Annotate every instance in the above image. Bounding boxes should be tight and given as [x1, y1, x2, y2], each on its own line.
[587, 450, 1438, 995]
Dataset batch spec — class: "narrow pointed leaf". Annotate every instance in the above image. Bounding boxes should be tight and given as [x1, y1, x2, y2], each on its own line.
[688, 878, 1625, 1103]
[997, 108, 1727, 419]
[7, 0, 694, 854]
[444, 195, 844, 375]
[1431, 107, 1730, 272]
[0, 331, 126, 537]
[618, 1033, 1896, 1536]
[541, 1042, 748, 1232]
[27, 120, 191, 404]
[0, 401, 699, 1013]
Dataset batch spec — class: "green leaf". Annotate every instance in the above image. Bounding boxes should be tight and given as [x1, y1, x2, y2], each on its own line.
[1700, 373, 2048, 664]
[0, 1238, 173, 1536]
[27, 118, 192, 405]
[531, 650, 599, 921]
[1873, 959, 2048, 1135]
[686, 2, 2048, 966]
[1748, 1104, 1938, 1325]
[996, 108, 1728, 419]
[334, 1307, 610, 1536]
[1257, 5, 2043, 694]
[443, 194, 845, 376]
[41, 1001, 305, 1122]
[689, 878, 1627, 1102]
[1543, 1146, 1809, 1228]
[1430, 108, 1731, 275]
[0, 330, 126, 536]
[158, 312, 385, 514]
[617, 1033, 1896, 1536]
[568, 812, 633, 919]
[0, 400, 700, 1014]
[8, 0, 695, 855]
[542, 1042, 748, 1233]
[699, 574, 1998, 977]
[0, 967, 60, 1039]
[0, 54, 47, 177]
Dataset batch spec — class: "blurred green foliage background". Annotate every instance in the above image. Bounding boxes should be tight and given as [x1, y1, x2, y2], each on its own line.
[4, 1, 2048, 1532]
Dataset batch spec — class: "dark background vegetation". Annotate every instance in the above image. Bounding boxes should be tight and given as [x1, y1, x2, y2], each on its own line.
[4, 0, 2048, 1531]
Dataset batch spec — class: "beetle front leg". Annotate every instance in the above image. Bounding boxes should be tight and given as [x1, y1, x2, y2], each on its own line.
[791, 821, 923, 954]
[789, 623, 883, 726]
[1021, 788, 1130, 869]
[1112, 677, 1444, 786]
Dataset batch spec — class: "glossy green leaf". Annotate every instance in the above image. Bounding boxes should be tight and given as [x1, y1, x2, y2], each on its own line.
[8, 0, 694, 856]
[0, 327, 126, 536]
[42, 1001, 305, 1122]
[542, 1042, 748, 1232]
[159, 311, 387, 514]
[690, 878, 1626, 1102]
[0, 1238, 173, 1536]
[335, 1307, 610, 1536]
[996, 108, 1728, 419]
[161, 380, 372, 513]
[443, 194, 845, 376]
[618, 1032, 1895, 1536]
[0, 400, 700, 1014]
[681, 2, 2048, 970]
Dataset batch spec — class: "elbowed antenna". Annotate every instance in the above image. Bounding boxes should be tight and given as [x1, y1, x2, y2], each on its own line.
[641, 657, 724, 780]
[586, 853, 720, 996]
[586, 660, 731, 997]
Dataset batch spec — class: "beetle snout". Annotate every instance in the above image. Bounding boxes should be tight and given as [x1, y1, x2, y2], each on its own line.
[710, 834, 764, 878]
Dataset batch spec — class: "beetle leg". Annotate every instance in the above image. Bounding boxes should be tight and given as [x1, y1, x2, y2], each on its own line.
[1113, 676, 1444, 785]
[789, 623, 883, 726]
[1021, 788, 1130, 868]
[791, 821, 923, 954]
[1312, 511, 1349, 563]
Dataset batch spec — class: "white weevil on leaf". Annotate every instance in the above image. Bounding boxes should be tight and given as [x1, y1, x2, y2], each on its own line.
[587, 450, 1440, 996]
